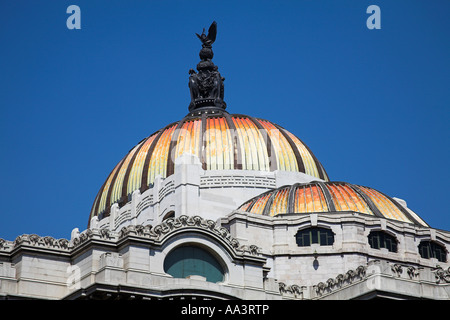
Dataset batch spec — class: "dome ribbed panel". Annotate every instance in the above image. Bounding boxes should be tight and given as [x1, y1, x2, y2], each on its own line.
[284, 130, 327, 181]
[96, 159, 124, 216]
[205, 117, 233, 170]
[232, 117, 270, 171]
[147, 124, 177, 185]
[248, 193, 272, 215]
[257, 120, 298, 172]
[239, 200, 253, 212]
[269, 187, 289, 216]
[358, 186, 411, 224]
[109, 144, 141, 207]
[174, 119, 202, 162]
[328, 183, 373, 215]
[126, 134, 158, 196]
[294, 184, 328, 213]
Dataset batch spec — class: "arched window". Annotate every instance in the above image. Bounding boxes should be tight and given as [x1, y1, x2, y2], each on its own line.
[368, 231, 398, 252]
[418, 241, 447, 262]
[295, 227, 334, 247]
[164, 245, 225, 283]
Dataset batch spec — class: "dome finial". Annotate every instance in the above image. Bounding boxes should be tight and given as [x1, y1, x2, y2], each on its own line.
[188, 21, 226, 113]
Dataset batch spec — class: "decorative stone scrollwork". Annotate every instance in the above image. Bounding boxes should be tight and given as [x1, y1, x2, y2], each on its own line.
[407, 266, 420, 279]
[12, 234, 70, 251]
[390, 263, 421, 279]
[0, 238, 8, 250]
[99, 228, 112, 239]
[237, 244, 260, 255]
[278, 282, 304, 298]
[115, 215, 260, 256]
[72, 229, 94, 247]
[314, 265, 367, 296]
[119, 224, 152, 239]
[432, 265, 450, 284]
[391, 263, 403, 277]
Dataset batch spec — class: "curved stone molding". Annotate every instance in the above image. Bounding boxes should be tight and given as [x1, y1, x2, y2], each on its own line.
[116, 215, 261, 257]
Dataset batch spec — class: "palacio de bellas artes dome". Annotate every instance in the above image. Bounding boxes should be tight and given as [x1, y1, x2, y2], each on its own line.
[0, 20, 449, 302]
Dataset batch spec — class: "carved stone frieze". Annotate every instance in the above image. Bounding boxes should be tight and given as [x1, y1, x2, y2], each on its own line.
[278, 282, 304, 299]
[432, 265, 450, 284]
[391, 263, 403, 277]
[390, 263, 421, 279]
[12, 234, 69, 251]
[115, 215, 260, 256]
[314, 265, 367, 296]
[407, 266, 420, 279]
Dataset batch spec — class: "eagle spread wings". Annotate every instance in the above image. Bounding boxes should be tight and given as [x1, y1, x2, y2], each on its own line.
[196, 21, 217, 46]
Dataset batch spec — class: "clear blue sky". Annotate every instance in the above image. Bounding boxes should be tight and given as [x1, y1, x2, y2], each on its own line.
[1, 0, 449, 241]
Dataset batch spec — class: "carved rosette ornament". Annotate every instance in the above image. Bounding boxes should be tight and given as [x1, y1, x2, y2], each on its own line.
[188, 21, 226, 112]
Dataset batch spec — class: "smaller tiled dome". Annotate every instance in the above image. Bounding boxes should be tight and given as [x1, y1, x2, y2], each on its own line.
[238, 181, 428, 227]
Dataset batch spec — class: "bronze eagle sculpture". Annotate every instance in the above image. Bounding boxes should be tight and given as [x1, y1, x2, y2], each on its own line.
[196, 21, 217, 47]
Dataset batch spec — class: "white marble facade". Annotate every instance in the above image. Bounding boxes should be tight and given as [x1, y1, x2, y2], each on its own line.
[1, 153, 449, 300]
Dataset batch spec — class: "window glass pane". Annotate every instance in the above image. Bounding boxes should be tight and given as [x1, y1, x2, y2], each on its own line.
[164, 246, 225, 283]
[420, 243, 430, 259]
[384, 236, 391, 249]
[327, 233, 334, 245]
[370, 233, 380, 249]
[418, 241, 447, 261]
[392, 241, 397, 253]
[320, 231, 327, 245]
[296, 235, 304, 246]
[311, 229, 318, 244]
[423, 244, 427, 258]
[303, 232, 310, 246]
[368, 231, 397, 252]
[430, 242, 447, 262]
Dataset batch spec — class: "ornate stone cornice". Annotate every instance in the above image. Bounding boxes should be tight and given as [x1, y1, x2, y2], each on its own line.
[2, 216, 262, 262]
[117, 215, 261, 257]
[278, 282, 305, 299]
[14, 234, 69, 249]
[9, 234, 70, 252]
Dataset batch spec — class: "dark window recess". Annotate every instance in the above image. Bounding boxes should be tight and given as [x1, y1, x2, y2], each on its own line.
[368, 231, 398, 252]
[295, 227, 334, 247]
[418, 241, 447, 262]
[163, 245, 225, 283]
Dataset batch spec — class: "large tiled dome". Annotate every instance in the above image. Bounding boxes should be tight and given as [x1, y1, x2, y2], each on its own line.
[89, 109, 329, 220]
